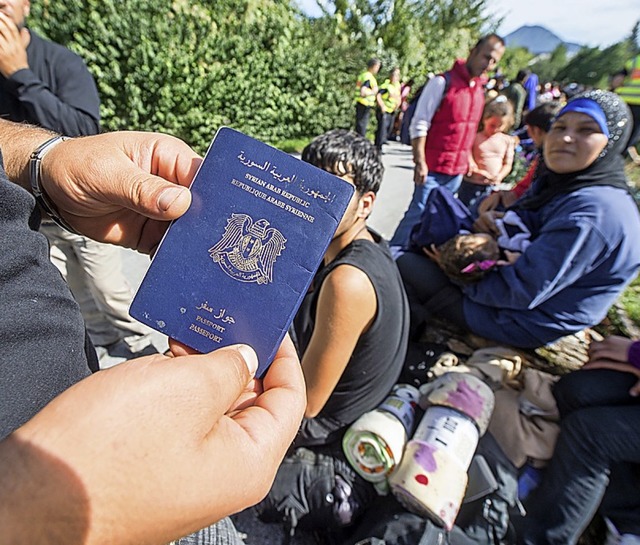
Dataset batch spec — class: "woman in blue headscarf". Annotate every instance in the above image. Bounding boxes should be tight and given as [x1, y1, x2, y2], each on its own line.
[397, 89, 640, 348]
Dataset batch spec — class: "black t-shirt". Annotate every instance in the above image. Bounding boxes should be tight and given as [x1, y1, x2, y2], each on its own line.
[293, 230, 409, 446]
[0, 155, 96, 440]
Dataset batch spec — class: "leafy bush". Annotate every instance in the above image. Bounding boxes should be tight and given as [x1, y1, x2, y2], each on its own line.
[30, 0, 499, 151]
[30, 0, 356, 151]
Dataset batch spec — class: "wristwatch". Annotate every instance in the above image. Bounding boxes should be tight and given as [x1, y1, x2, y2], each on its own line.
[29, 135, 79, 234]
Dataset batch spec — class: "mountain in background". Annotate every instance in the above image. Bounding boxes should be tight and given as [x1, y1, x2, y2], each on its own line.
[504, 25, 583, 55]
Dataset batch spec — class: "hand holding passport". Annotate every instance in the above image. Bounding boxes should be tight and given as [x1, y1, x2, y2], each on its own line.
[130, 128, 354, 376]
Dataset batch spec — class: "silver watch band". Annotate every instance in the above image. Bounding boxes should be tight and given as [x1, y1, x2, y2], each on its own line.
[29, 135, 79, 234]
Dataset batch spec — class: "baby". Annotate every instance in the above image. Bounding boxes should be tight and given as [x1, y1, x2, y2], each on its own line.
[428, 206, 534, 283]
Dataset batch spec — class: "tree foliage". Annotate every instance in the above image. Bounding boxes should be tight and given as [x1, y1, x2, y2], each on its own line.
[30, 0, 497, 150]
[556, 42, 630, 88]
[529, 19, 640, 88]
[530, 44, 568, 83]
[499, 46, 535, 82]
[30, 0, 355, 150]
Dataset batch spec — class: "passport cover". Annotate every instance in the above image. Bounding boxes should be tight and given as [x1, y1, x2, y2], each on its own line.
[130, 127, 355, 377]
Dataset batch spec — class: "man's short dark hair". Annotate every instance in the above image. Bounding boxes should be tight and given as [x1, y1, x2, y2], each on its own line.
[367, 58, 381, 69]
[516, 69, 531, 83]
[301, 129, 384, 194]
[472, 33, 505, 50]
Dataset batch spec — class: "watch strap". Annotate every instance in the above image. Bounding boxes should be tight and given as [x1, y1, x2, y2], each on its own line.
[29, 135, 80, 234]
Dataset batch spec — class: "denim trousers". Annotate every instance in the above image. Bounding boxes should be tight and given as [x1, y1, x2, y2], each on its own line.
[389, 171, 463, 249]
[395, 251, 467, 338]
[515, 369, 640, 544]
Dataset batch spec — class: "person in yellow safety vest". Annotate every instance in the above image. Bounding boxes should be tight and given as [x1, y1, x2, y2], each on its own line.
[355, 58, 381, 137]
[615, 54, 640, 163]
[375, 67, 402, 150]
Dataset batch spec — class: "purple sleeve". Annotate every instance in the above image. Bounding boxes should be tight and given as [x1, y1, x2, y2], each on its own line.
[628, 341, 640, 370]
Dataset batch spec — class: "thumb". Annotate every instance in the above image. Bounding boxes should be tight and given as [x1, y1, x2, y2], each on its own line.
[122, 167, 193, 220]
[630, 379, 640, 398]
[181, 344, 260, 420]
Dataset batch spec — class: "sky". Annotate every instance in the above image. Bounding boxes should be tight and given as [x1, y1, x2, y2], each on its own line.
[487, 0, 639, 48]
[296, 0, 640, 49]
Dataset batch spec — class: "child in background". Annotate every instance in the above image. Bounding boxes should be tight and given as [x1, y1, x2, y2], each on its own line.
[478, 101, 562, 213]
[458, 97, 515, 208]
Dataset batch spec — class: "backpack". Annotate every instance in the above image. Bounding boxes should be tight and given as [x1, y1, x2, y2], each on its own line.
[400, 72, 452, 146]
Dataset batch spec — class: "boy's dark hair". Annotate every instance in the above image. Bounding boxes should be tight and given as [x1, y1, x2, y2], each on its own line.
[367, 58, 381, 69]
[473, 33, 505, 50]
[524, 101, 562, 132]
[301, 129, 384, 194]
[515, 69, 530, 83]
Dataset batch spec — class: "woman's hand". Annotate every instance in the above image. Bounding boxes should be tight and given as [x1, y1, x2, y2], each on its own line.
[422, 243, 443, 267]
[588, 335, 635, 364]
[473, 210, 503, 236]
[585, 336, 640, 396]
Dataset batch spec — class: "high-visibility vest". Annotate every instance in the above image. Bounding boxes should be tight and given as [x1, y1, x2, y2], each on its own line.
[355, 70, 378, 107]
[617, 55, 640, 106]
[378, 80, 402, 113]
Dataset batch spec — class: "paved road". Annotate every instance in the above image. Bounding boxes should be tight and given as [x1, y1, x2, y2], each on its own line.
[120, 140, 416, 353]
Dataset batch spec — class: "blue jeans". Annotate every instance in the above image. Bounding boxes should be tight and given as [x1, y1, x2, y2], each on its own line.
[389, 171, 463, 249]
[515, 369, 640, 544]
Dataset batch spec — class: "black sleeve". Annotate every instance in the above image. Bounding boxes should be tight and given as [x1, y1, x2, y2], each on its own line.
[4, 53, 100, 136]
[0, 160, 94, 440]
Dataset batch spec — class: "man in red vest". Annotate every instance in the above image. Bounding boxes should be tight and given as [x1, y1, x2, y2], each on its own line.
[390, 34, 505, 250]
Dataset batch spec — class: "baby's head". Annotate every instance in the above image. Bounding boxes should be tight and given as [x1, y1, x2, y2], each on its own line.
[438, 233, 500, 283]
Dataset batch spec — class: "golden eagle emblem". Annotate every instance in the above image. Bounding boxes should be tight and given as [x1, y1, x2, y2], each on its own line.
[209, 214, 286, 284]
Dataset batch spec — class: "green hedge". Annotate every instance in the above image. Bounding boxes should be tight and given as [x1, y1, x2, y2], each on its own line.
[31, 0, 357, 152]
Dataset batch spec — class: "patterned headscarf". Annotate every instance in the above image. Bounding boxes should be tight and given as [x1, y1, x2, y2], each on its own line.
[514, 89, 632, 211]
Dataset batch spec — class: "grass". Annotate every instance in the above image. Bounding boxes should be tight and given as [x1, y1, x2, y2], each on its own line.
[620, 274, 640, 326]
[617, 153, 640, 330]
[272, 138, 311, 154]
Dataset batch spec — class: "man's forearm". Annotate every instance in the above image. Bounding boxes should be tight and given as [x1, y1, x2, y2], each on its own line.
[411, 136, 427, 165]
[0, 433, 84, 545]
[0, 119, 56, 192]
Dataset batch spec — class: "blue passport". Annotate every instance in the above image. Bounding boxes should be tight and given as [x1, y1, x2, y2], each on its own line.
[130, 127, 355, 377]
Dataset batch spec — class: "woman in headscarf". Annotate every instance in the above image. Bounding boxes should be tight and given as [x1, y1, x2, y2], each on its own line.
[397, 89, 640, 348]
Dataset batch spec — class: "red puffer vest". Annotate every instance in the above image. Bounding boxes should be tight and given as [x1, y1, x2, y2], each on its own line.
[425, 59, 486, 176]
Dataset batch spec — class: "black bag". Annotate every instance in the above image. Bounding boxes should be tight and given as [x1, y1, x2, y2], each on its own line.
[256, 444, 377, 535]
[455, 433, 519, 545]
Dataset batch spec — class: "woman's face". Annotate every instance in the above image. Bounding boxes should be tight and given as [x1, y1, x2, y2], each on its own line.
[544, 111, 608, 173]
